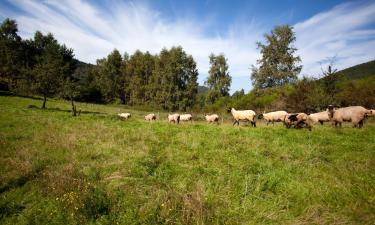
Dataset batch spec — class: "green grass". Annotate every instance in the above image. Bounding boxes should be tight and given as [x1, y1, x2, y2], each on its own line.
[1, 95, 375, 225]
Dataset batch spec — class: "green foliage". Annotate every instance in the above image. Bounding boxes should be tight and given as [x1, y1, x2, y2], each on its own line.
[251, 25, 302, 89]
[31, 31, 75, 108]
[205, 54, 231, 104]
[95, 49, 123, 103]
[0, 18, 23, 90]
[153, 46, 198, 111]
[336, 59, 375, 80]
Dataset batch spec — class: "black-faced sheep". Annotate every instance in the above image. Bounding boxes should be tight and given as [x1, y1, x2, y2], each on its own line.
[118, 113, 131, 120]
[260, 110, 288, 125]
[308, 111, 330, 125]
[168, 113, 180, 124]
[205, 114, 220, 124]
[180, 114, 193, 122]
[144, 113, 156, 121]
[228, 108, 256, 127]
[328, 106, 372, 128]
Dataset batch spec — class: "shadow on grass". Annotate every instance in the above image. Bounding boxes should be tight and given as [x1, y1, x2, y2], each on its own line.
[27, 105, 106, 115]
[0, 91, 43, 100]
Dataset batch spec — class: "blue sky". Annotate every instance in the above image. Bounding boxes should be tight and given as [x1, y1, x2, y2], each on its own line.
[1, 0, 374, 93]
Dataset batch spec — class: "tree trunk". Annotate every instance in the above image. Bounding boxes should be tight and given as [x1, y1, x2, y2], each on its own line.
[71, 98, 77, 116]
[41, 95, 47, 109]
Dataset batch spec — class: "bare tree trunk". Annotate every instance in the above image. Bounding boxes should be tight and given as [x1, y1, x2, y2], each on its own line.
[41, 95, 47, 109]
[71, 98, 77, 116]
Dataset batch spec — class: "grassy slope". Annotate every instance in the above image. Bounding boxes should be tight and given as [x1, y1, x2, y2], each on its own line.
[0, 96, 375, 225]
[336, 59, 375, 80]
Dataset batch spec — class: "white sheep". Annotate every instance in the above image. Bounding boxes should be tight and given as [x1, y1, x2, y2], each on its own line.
[308, 111, 330, 125]
[260, 110, 288, 125]
[168, 113, 180, 124]
[205, 114, 220, 124]
[328, 106, 372, 128]
[180, 114, 193, 122]
[118, 113, 131, 120]
[228, 108, 256, 127]
[144, 113, 156, 121]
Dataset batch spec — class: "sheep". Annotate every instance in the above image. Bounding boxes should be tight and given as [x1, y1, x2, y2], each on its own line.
[205, 114, 220, 124]
[307, 110, 330, 125]
[180, 114, 193, 122]
[259, 110, 288, 125]
[118, 113, 131, 120]
[168, 113, 180, 124]
[327, 106, 372, 128]
[228, 108, 256, 127]
[286, 113, 312, 130]
[144, 113, 156, 121]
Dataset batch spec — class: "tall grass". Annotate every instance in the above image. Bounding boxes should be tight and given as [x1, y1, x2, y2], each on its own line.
[1, 95, 374, 224]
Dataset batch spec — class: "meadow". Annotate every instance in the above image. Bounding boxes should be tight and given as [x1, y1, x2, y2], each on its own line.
[1, 95, 375, 225]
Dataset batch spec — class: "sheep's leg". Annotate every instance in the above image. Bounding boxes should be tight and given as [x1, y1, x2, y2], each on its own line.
[359, 120, 364, 128]
[319, 121, 323, 125]
[252, 121, 256, 127]
[266, 121, 269, 126]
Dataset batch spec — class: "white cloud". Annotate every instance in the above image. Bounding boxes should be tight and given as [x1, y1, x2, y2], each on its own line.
[1, 0, 374, 93]
[295, 1, 375, 77]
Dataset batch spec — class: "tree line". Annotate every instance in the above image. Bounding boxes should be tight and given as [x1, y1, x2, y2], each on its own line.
[1, 18, 373, 114]
[1, 18, 233, 112]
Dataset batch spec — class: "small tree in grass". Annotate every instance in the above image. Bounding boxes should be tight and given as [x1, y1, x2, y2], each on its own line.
[32, 31, 75, 108]
[62, 77, 81, 116]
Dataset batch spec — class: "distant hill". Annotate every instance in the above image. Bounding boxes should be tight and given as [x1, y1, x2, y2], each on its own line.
[198, 85, 209, 94]
[335, 59, 375, 80]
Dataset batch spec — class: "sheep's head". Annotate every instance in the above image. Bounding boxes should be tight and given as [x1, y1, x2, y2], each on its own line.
[327, 105, 336, 119]
[226, 107, 232, 113]
[258, 114, 264, 119]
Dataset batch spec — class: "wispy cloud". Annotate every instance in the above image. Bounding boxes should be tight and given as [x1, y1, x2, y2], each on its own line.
[295, 1, 375, 77]
[0, 0, 374, 93]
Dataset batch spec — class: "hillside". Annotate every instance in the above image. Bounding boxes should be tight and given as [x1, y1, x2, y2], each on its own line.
[335, 59, 375, 80]
[1, 95, 375, 224]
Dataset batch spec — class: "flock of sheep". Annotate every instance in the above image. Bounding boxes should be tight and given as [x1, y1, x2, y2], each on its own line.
[118, 105, 374, 130]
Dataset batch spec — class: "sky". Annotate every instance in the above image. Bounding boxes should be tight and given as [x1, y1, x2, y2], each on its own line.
[1, 0, 374, 93]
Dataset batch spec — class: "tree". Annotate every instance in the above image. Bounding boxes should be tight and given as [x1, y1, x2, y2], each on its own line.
[319, 56, 342, 105]
[251, 25, 302, 89]
[0, 18, 22, 90]
[205, 53, 231, 104]
[153, 47, 198, 110]
[32, 31, 75, 108]
[125, 50, 155, 105]
[232, 89, 245, 99]
[95, 49, 122, 103]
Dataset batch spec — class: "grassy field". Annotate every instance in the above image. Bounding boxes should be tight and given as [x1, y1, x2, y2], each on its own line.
[1, 95, 375, 225]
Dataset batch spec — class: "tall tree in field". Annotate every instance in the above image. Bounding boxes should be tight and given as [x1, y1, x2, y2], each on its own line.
[126, 50, 155, 105]
[153, 47, 198, 110]
[32, 31, 75, 108]
[251, 25, 302, 89]
[96, 49, 122, 103]
[205, 53, 231, 104]
[0, 18, 22, 89]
